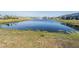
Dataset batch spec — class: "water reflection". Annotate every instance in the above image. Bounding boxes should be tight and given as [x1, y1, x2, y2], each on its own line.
[5, 23, 17, 26]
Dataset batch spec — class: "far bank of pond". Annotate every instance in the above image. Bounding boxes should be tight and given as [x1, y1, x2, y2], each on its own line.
[0, 18, 31, 24]
[50, 18, 79, 30]
[58, 20, 79, 30]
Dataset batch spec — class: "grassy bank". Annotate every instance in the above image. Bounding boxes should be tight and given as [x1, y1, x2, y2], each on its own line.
[0, 18, 31, 24]
[50, 18, 79, 25]
[52, 18, 79, 26]
[50, 18, 79, 30]
[0, 29, 79, 48]
[58, 20, 79, 25]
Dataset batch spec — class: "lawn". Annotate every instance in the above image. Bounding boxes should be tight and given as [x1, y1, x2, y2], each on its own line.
[0, 29, 79, 48]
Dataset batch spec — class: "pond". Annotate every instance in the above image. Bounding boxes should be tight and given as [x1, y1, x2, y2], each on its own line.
[0, 18, 77, 33]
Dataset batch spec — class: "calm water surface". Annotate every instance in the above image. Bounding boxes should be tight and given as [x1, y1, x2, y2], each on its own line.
[0, 18, 77, 33]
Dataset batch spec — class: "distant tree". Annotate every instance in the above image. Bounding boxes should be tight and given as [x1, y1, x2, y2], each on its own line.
[4, 15, 18, 19]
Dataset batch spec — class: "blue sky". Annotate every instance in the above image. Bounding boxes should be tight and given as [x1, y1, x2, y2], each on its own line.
[0, 11, 78, 17]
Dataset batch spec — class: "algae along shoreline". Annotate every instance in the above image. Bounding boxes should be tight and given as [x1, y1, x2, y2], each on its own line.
[0, 29, 79, 48]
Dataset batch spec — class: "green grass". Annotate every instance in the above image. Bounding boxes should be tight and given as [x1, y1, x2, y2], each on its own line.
[0, 18, 31, 24]
[0, 29, 79, 48]
[58, 20, 79, 25]
[51, 18, 79, 26]
[50, 18, 79, 30]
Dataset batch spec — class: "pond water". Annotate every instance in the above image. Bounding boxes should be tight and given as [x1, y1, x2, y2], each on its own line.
[0, 18, 77, 33]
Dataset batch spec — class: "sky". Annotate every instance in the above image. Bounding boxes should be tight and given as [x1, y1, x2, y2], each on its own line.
[0, 11, 78, 17]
